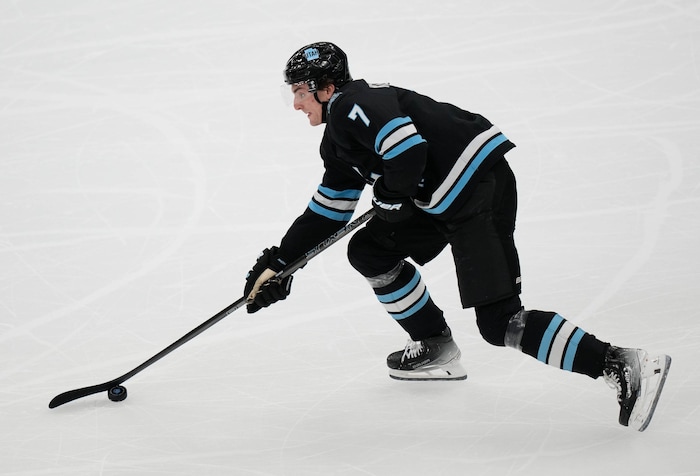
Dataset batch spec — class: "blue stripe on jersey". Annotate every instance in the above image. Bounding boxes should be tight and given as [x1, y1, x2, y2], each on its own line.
[308, 201, 354, 221]
[537, 314, 564, 363]
[383, 135, 426, 160]
[422, 133, 508, 215]
[375, 117, 413, 152]
[562, 328, 585, 371]
[318, 185, 362, 200]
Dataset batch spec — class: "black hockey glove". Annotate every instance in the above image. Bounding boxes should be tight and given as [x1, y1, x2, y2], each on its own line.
[372, 177, 414, 223]
[244, 247, 293, 314]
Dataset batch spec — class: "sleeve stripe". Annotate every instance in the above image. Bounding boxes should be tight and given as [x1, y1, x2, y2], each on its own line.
[382, 134, 426, 160]
[374, 116, 426, 160]
[308, 201, 355, 221]
[313, 190, 358, 211]
[375, 116, 413, 151]
[317, 185, 362, 200]
[308, 185, 362, 221]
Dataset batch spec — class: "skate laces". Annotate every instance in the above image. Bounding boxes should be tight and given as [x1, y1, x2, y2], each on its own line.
[604, 361, 632, 401]
[604, 367, 623, 398]
[401, 340, 425, 362]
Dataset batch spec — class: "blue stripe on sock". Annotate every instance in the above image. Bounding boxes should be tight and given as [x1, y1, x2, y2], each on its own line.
[376, 269, 420, 304]
[537, 314, 564, 363]
[389, 290, 430, 320]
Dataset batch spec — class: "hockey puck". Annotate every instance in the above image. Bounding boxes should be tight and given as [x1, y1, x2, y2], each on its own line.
[107, 385, 127, 402]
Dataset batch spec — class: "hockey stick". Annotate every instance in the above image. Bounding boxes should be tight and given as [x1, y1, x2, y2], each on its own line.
[48, 208, 376, 409]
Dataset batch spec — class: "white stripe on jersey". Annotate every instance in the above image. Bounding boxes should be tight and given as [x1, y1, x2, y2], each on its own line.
[377, 122, 419, 156]
[312, 190, 358, 211]
[415, 125, 502, 210]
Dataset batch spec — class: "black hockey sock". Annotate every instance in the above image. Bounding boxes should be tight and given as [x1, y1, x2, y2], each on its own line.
[366, 261, 446, 341]
[508, 310, 609, 378]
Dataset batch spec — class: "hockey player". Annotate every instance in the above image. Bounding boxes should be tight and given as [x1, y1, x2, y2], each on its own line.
[243, 42, 671, 431]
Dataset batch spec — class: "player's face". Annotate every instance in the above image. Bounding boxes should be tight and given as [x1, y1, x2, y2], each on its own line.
[291, 83, 323, 126]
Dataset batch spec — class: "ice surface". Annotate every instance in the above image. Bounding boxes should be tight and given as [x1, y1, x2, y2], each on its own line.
[1, 1, 699, 474]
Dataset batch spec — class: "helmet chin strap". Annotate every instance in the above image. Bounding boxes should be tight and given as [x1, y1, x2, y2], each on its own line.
[314, 92, 329, 123]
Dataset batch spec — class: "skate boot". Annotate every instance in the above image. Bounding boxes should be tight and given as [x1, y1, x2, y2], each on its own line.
[603, 346, 671, 431]
[387, 327, 468, 381]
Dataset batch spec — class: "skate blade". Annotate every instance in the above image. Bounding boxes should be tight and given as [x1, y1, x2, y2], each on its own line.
[630, 354, 672, 432]
[389, 360, 468, 381]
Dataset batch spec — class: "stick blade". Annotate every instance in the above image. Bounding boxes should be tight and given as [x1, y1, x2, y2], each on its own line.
[48, 381, 116, 409]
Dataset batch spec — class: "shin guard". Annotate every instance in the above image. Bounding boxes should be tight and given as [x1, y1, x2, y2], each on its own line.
[505, 310, 608, 378]
[367, 261, 446, 341]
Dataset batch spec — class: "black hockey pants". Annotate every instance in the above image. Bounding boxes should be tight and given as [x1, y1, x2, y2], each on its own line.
[347, 158, 522, 340]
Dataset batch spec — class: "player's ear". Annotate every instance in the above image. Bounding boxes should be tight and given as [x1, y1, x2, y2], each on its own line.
[319, 83, 335, 101]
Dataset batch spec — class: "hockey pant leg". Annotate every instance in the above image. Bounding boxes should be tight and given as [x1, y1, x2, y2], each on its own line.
[439, 159, 522, 309]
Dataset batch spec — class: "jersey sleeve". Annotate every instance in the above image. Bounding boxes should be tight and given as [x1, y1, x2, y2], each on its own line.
[331, 87, 428, 197]
[277, 140, 367, 263]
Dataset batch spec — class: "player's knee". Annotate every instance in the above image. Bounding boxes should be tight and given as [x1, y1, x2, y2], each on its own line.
[347, 228, 385, 276]
[347, 229, 367, 271]
[474, 295, 522, 347]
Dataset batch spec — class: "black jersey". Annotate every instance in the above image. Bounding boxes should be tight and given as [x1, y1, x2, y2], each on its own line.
[278, 80, 515, 262]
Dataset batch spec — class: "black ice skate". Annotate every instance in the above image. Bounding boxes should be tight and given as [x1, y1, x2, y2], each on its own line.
[603, 346, 671, 431]
[387, 327, 468, 381]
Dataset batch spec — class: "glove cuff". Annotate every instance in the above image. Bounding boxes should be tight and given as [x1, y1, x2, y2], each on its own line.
[372, 178, 414, 222]
[266, 246, 289, 273]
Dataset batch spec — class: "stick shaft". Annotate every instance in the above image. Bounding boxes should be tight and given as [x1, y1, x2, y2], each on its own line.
[49, 209, 375, 408]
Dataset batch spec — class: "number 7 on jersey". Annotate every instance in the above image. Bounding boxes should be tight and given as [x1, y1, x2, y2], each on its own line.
[348, 104, 370, 127]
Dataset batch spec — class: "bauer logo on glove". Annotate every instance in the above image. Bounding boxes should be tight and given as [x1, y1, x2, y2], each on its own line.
[371, 177, 414, 223]
[372, 198, 403, 212]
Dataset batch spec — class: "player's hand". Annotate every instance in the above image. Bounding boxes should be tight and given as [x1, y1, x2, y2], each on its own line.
[244, 247, 293, 313]
[372, 177, 414, 222]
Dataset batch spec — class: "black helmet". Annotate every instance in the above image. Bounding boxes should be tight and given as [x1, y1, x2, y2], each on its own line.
[283, 42, 352, 92]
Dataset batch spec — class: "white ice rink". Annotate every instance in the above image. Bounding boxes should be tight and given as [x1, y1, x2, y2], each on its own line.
[2, 1, 699, 474]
